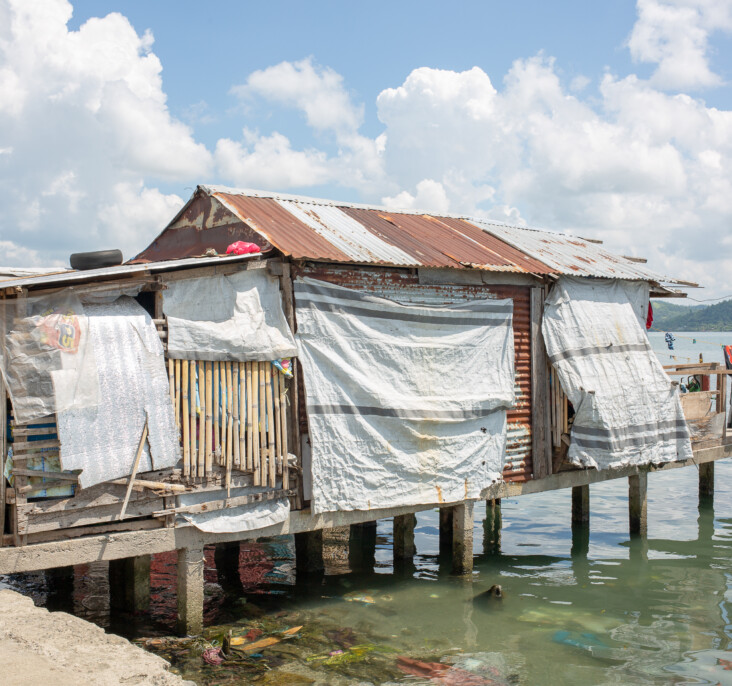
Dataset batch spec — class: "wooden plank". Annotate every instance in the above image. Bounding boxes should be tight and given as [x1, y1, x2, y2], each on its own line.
[181, 360, 190, 478]
[12, 439, 59, 452]
[120, 421, 149, 520]
[235, 362, 242, 469]
[12, 470, 78, 481]
[10, 426, 58, 437]
[3, 517, 163, 546]
[530, 287, 551, 478]
[152, 488, 294, 518]
[168, 358, 175, 414]
[226, 362, 234, 468]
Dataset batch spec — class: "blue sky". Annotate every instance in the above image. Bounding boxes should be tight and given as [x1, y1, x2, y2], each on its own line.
[1, 0, 732, 297]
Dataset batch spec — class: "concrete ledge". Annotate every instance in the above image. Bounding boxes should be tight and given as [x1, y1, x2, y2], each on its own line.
[1, 445, 729, 575]
[0, 589, 190, 685]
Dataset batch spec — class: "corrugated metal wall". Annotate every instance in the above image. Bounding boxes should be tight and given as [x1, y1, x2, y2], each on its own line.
[293, 263, 533, 482]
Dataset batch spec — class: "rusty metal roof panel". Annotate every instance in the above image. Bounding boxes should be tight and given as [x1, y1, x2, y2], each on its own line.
[190, 186, 682, 283]
[212, 193, 353, 263]
[436, 217, 556, 274]
[473, 220, 676, 282]
[275, 200, 417, 266]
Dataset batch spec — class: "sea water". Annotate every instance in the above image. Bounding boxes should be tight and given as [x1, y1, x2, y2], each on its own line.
[2, 332, 732, 685]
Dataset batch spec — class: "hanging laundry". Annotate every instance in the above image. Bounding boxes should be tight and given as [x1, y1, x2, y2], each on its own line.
[724, 345, 732, 370]
[646, 301, 653, 330]
[665, 332, 675, 350]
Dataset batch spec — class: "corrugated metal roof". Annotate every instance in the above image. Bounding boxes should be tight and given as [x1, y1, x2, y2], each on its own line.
[472, 221, 674, 283]
[276, 200, 417, 266]
[0, 253, 262, 291]
[176, 185, 688, 283]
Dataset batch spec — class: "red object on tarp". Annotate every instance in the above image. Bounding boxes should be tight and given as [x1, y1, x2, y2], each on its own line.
[646, 301, 653, 330]
[226, 241, 260, 255]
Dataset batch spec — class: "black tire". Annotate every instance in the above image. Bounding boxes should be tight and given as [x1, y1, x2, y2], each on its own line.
[70, 249, 123, 271]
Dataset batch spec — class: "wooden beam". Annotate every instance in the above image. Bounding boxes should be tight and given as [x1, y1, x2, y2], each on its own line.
[530, 287, 551, 478]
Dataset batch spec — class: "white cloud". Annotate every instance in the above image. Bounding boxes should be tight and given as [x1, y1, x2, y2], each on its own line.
[627, 0, 732, 90]
[0, 0, 209, 266]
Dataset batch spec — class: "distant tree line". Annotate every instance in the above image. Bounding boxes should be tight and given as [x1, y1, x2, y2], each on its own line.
[650, 299, 732, 332]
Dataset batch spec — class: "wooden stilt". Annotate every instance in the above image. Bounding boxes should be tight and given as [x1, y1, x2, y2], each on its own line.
[699, 461, 714, 500]
[451, 502, 474, 575]
[629, 473, 647, 537]
[572, 484, 590, 525]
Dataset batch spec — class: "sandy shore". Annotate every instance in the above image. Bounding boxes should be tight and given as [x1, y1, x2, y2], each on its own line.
[0, 589, 194, 686]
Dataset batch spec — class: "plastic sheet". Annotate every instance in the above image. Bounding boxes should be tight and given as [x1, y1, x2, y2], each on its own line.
[295, 277, 514, 514]
[162, 269, 297, 361]
[542, 277, 692, 470]
[0, 293, 98, 424]
[56, 296, 180, 488]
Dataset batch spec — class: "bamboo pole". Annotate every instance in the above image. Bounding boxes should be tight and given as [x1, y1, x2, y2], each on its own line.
[235, 362, 243, 470]
[182, 361, 190, 478]
[205, 361, 213, 477]
[220, 361, 228, 466]
[246, 362, 254, 474]
[174, 359, 181, 429]
[197, 362, 206, 477]
[252, 362, 261, 486]
[189, 361, 197, 478]
[265, 362, 276, 488]
[213, 361, 220, 459]
[273, 369, 283, 475]
[168, 359, 175, 412]
[226, 362, 234, 466]
[279, 372, 289, 490]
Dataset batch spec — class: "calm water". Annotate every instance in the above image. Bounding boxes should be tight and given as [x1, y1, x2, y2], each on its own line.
[2, 331, 731, 685]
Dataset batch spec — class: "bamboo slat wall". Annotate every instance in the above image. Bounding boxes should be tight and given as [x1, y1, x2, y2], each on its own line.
[167, 359, 289, 489]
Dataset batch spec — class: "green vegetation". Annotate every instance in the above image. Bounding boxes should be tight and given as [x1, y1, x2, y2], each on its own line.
[650, 299, 732, 332]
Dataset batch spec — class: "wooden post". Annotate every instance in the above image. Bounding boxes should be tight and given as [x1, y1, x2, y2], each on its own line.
[530, 287, 551, 478]
[393, 513, 417, 560]
[483, 499, 501, 554]
[349, 521, 377, 573]
[177, 545, 205, 636]
[628, 473, 648, 537]
[451, 501, 475, 575]
[109, 554, 151, 613]
[572, 484, 590, 526]
[699, 462, 714, 500]
[295, 530, 324, 575]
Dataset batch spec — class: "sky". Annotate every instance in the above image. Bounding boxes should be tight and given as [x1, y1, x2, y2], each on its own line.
[1, 0, 732, 299]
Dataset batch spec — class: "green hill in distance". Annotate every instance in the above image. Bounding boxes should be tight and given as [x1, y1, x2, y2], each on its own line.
[650, 299, 732, 332]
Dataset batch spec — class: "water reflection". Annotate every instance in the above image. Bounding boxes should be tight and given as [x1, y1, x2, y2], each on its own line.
[1, 462, 731, 684]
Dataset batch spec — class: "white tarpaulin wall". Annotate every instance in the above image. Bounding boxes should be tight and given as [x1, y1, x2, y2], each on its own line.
[294, 277, 515, 514]
[57, 297, 180, 488]
[163, 269, 297, 361]
[542, 277, 692, 470]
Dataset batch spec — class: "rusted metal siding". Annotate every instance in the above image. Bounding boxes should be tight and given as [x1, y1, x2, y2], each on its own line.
[133, 194, 270, 262]
[293, 263, 534, 482]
